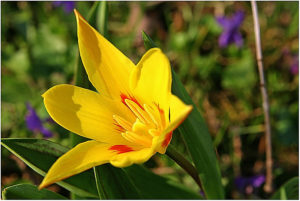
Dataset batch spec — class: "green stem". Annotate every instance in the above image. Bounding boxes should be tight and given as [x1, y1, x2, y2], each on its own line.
[166, 145, 205, 197]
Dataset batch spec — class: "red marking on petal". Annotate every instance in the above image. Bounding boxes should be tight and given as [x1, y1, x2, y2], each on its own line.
[109, 145, 134, 154]
[158, 107, 164, 116]
[120, 93, 128, 105]
[162, 131, 173, 147]
[120, 93, 144, 110]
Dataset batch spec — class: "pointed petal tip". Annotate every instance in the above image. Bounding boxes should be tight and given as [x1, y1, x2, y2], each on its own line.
[74, 9, 86, 24]
[73, 8, 80, 18]
[187, 104, 193, 114]
[38, 181, 47, 190]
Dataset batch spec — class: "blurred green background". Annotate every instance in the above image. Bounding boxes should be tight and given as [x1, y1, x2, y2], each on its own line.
[1, 1, 298, 199]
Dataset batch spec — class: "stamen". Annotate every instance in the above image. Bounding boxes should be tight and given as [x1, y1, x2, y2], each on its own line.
[132, 118, 152, 137]
[113, 115, 132, 131]
[149, 128, 160, 136]
[117, 94, 169, 147]
[113, 123, 125, 132]
[122, 131, 152, 147]
[144, 104, 160, 128]
[125, 99, 150, 124]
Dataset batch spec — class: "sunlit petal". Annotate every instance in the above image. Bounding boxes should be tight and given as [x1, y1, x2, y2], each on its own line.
[43, 84, 135, 144]
[75, 10, 135, 99]
[154, 95, 193, 154]
[130, 48, 172, 120]
[39, 140, 115, 189]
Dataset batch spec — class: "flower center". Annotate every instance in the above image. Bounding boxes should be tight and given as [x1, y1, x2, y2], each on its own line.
[113, 94, 167, 147]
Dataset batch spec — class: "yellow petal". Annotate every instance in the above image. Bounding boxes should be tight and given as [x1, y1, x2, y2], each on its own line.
[168, 95, 193, 132]
[75, 10, 135, 99]
[110, 147, 155, 168]
[43, 84, 135, 145]
[130, 48, 172, 120]
[39, 140, 115, 189]
[153, 95, 193, 154]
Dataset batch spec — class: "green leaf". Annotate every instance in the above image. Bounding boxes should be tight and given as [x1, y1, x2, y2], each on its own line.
[96, 1, 108, 37]
[1, 138, 98, 198]
[93, 164, 141, 199]
[272, 177, 299, 199]
[171, 71, 224, 199]
[142, 31, 156, 50]
[142, 32, 224, 199]
[124, 165, 203, 199]
[2, 183, 67, 200]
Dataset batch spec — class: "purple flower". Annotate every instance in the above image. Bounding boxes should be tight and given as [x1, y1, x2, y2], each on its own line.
[290, 55, 299, 75]
[216, 11, 244, 48]
[26, 103, 53, 138]
[235, 174, 265, 195]
[53, 1, 75, 13]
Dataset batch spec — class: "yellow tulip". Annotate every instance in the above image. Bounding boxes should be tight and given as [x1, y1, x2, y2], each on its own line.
[39, 10, 192, 189]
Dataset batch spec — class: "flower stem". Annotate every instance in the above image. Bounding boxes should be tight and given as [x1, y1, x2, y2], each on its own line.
[251, 0, 273, 193]
[166, 145, 205, 197]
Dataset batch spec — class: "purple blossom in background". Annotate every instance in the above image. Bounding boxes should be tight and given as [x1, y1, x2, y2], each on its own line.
[216, 11, 245, 48]
[282, 48, 299, 75]
[290, 55, 299, 75]
[26, 103, 53, 138]
[53, 1, 75, 13]
[235, 174, 265, 195]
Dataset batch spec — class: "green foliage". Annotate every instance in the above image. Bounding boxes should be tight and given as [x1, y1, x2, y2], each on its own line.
[272, 177, 299, 199]
[2, 184, 68, 200]
[171, 70, 225, 199]
[124, 165, 203, 199]
[222, 49, 257, 94]
[93, 164, 141, 199]
[1, 138, 99, 198]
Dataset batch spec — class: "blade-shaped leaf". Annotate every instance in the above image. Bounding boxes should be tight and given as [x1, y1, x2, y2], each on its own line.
[142, 31, 224, 199]
[171, 70, 224, 199]
[2, 184, 67, 200]
[1, 138, 98, 198]
[271, 177, 299, 199]
[142, 31, 156, 50]
[124, 165, 203, 199]
[93, 164, 141, 199]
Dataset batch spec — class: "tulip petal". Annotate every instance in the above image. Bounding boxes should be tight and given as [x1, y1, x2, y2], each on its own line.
[130, 48, 172, 120]
[154, 95, 193, 154]
[168, 95, 193, 131]
[110, 147, 155, 168]
[43, 84, 135, 145]
[39, 141, 116, 189]
[75, 10, 135, 99]
[39, 140, 153, 189]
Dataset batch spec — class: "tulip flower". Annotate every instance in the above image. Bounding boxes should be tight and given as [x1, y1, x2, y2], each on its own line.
[39, 10, 192, 189]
